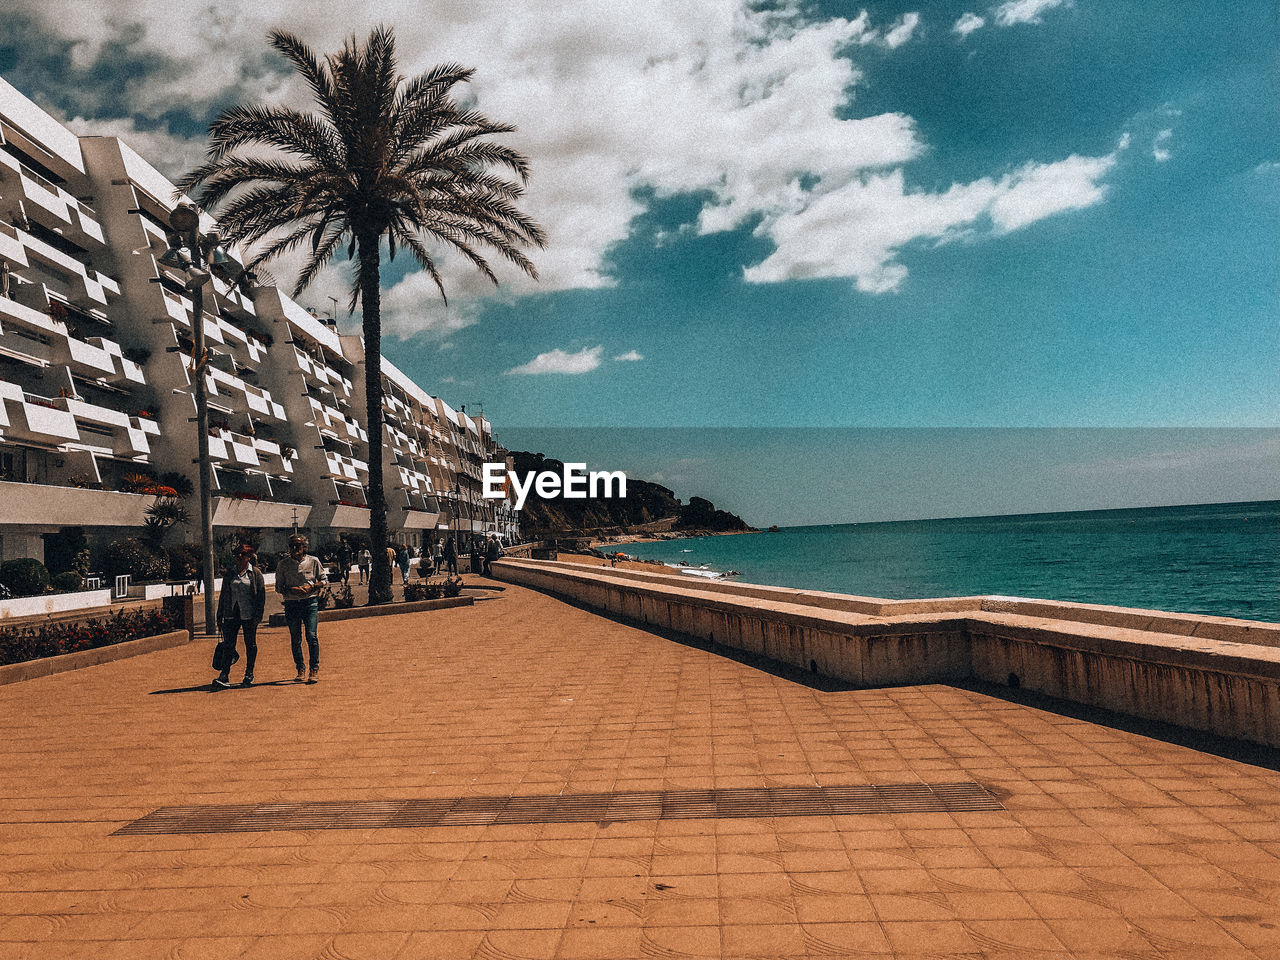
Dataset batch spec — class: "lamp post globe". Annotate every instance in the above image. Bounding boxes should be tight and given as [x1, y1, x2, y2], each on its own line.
[169, 202, 200, 235]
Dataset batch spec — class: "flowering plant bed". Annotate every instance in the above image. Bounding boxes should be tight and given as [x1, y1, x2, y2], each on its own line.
[408, 576, 464, 601]
[0, 607, 181, 667]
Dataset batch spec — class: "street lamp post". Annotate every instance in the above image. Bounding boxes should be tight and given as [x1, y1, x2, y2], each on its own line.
[160, 202, 243, 635]
[451, 481, 461, 546]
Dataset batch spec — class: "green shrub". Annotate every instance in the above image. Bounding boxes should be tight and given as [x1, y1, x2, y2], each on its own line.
[403, 582, 427, 602]
[167, 543, 202, 580]
[104, 538, 168, 583]
[0, 558, 50, 597]
[0, 607, 180, 666]
[50, 571, 83, 593]
[43, 527, 88, 577]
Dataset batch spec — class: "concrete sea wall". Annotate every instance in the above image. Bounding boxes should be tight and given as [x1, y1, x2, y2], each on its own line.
[495, 558, 1280, 748]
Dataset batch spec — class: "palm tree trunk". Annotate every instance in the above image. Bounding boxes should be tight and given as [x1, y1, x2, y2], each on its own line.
[358, 228, 393, 605]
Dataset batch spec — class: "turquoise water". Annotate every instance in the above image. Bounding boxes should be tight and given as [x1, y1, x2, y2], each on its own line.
[619, 500, 1280, 622]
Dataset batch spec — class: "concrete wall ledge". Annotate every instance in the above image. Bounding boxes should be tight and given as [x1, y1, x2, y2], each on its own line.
[495, 558, 1280, 747]
[0, 629, 191, 685]
[0, 589, 114, 620]
[964, 613, 1280, 682]
[513, 558, 1280, 648]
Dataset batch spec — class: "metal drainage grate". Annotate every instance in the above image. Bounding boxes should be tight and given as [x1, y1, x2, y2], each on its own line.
[114, 782, 1002, 836]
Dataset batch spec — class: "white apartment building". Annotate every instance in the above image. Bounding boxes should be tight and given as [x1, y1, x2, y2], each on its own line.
[0, 78, 517, 566]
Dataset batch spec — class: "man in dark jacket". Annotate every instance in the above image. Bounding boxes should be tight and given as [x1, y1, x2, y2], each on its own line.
[336, 539, 352, 584]
[484, 535, 502, 576]
[213, 545, 266, 688]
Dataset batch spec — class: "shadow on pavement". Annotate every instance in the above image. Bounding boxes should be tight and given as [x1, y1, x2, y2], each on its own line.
[554, 595, 1280, 767]
[149, 680, 301, 695]
[956, 677, 1280, 774]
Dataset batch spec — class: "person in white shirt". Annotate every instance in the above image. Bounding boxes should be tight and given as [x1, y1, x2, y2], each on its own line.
[275, 534, 324, 682]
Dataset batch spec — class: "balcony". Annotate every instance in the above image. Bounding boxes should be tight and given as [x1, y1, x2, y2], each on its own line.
[191, 361, 286, 421]
[252, 437, 296, 475]
[205, 427, 259, 466]
[303, 479, 370, 529]
[293, 344, 355, 400]
[0, 478, 155, 527]
[212, 495, 311, 529]
[397, 505, 441, 530]
[159, 287, 193, 328]
[17, 227, 117, 306]
[0, 221, 28, 267]
[324, 448, 368, 482]
[307, 396, 366, 444]
[0, 150, 105, 247]
[0, 319, 54, 367]
[63, 397, 152, 457]
[6, 391, 78, 442]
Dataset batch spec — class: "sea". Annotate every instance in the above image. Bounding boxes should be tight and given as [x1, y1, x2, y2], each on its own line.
[617, 500, 1280, 623]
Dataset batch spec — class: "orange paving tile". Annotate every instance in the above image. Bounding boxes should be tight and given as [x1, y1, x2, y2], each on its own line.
[1, 579, 1279, 958]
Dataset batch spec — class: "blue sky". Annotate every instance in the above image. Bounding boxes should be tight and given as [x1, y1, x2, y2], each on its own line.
[3, 0, 1277, 521]
[475, 1, 1279, 429]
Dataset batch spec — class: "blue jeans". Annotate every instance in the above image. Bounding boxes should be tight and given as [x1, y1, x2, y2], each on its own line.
[284, 597, 319, 671]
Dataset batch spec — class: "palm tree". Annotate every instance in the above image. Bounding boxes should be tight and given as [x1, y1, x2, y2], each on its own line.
[178, 27, 545, 604]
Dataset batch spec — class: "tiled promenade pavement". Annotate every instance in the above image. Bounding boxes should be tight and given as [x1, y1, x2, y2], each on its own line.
[2, 579, 1280, 960]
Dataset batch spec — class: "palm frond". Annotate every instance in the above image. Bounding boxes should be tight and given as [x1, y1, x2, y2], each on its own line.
[207, 104, 343, 168]
[292, 223, 348, 297]
[268, 30, 343, 125]
[391, 226, 448, 302]
[177, 25, 543, 311]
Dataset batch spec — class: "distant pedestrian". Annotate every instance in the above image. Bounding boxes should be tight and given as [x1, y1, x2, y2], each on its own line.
[276, 534, 324, 683]
[396, 544, 411, 585]
[470, 539, 482, 575]
[432, 539, 444, 574]
[357, 547, 371, 584]
[336, 539, 352, 584]
[212, 545, 265, 688]
[484, 535, 501, 576]
[443, 537, 457, 575]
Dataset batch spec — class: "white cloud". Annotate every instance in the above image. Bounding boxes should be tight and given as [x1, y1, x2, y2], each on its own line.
[506, 345, 605, 375]
[1152, 129, 1173, 162]
[613, 350, 644, 362]
[378, 268, 493, 339]
[988, 153, 1116, 231]
[744, 148, 1119, 290]
[883, 13, 921, 49]
[953, 12, 986, 37]
[63, 115, 205, 180]
[993, 0, 1071, 27]
[14, 0, 1114, 319]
